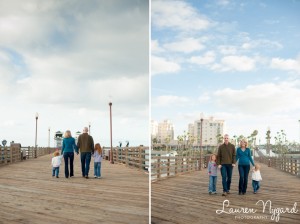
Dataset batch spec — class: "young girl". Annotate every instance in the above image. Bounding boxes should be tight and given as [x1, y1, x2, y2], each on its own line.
[252, 164, 262, 194]
[208, 154, 218, 194]
[51, 151, 63, 178]
[93, 143, 103, 179]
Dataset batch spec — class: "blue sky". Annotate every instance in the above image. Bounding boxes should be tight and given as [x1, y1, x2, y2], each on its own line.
[151, 0, 300, 144]
[0, 0, 149, 147]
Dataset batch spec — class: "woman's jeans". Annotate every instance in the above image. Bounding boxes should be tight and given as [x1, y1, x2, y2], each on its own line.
[238, 165, 250, 193]
[63, 152, 74, 178]
[208, 176, 217, 192]
[94, 162, 102, 177]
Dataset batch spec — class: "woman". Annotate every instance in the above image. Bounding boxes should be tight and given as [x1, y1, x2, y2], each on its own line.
[236, 139, 255, 195]
[61, 130, 78, 178]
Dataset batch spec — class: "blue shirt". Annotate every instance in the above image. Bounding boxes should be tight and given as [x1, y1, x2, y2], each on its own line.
[236, 147, 255, 166]
[62, 137, 78, 154]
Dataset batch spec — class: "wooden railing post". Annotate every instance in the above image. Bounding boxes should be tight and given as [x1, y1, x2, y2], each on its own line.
[125, 149, 129, 167]
[157, 158, 161, 179]
[167, 158, 170, 177]
[139, 148, 142, 170]
[175, 157, 178, 175]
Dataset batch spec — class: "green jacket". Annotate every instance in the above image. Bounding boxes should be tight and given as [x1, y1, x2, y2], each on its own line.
[217, 142, 236, 165]
[77, 133, 94, 153]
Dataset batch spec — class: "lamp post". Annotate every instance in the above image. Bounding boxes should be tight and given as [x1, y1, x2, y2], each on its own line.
[109, 102, 114, 164]
[199, 118, 203, 170]
[48, 127, 50, 148]
[89, 122, 91, 135]
[35, 113, 39, 158]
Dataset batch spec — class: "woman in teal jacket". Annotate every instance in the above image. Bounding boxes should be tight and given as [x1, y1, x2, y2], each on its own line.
[236, 139, 255, 195]
[61, 130, 78, 178]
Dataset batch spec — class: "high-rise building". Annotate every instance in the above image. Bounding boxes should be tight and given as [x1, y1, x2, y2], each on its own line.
[151, 120, 158, 141]
[156, 119, 174, 144]
[189, 116, 224, 146]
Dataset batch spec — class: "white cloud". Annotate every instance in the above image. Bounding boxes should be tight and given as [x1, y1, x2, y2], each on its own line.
[271, 57, 300, 74]
[241, 39, 282, 50]
[212, 55, 256, 72]
[151, 39, 165, 54]
[152, 0, 212, 31]
[213, 81, 300, 114]
[163, 38, 205, 54]
[151, 56, 180, 75]
[152, 95, 190, 107]
[218, 45, 237, 55]
[189, 51, 216, 65]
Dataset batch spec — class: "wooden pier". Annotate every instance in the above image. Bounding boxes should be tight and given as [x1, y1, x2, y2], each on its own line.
[0, 153, 148, 224]
[152, 162, 300, 224]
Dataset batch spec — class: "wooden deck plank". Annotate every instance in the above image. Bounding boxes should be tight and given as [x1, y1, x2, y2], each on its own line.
[152, 163, 300, 224]
[0, 153, 148, 224]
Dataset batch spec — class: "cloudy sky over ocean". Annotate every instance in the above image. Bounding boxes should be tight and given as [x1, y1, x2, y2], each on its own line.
[152, 0, 300, 144]
[0, 0, 149, 147]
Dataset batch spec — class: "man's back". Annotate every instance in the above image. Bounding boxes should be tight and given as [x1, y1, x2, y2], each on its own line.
[77, 133, 94, 152]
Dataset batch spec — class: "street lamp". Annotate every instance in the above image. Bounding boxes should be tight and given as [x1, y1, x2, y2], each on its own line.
[109, 102, 114, 164]
[199, 118, 203, 170]
[35, 113, 39, 158]
[89, 122, 91, 135]
[48, 127, 50, 148]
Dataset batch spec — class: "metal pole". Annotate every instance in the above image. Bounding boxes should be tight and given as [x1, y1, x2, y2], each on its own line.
[35, 113, 38, 158]
[109, 102, 114, 164]
[48, 127, 50, 148]
[200, 118, 203, 170]
[89, 122, 91, 135]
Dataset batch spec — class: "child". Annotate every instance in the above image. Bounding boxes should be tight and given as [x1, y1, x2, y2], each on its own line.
[93, 143, 103, 179]
[208, 154, 218, 194]
[252, 164, 262, 194]
[51, 151, 63, 178]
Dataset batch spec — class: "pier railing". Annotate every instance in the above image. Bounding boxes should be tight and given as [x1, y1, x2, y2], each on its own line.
[0, 145, 57, 166]
[103, 146, 149, 171]
[151, 153, 208, 182]
[255, 155, 300, 176]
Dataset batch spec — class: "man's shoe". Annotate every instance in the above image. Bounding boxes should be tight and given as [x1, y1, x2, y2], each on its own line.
[85, 176, 89, 179]
[227, 191, 230, 194]
[238, 192, 242, 195]
[222, 192, 227, 196]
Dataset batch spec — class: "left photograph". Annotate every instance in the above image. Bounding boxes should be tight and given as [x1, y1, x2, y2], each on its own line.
[0, 0, 149, 223]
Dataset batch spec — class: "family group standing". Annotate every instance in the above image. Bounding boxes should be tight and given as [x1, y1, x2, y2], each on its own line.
[51, 127, 103, 179]
[208, 134, 262, 196]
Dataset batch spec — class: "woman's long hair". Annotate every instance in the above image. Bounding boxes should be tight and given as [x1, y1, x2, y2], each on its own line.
[95, 143, 102, 155]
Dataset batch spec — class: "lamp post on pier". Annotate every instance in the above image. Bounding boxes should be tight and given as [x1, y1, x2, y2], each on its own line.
[109, 102, 114, 164]
[35, 113, 39, 158]
[89, 122, 91, 135]
[48, 127, 50, 148]
[200, 118, 203, 170]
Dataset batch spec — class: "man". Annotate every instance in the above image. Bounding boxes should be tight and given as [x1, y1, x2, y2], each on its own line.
[217, 134, 236, 196]
[77, 127, 94, 179]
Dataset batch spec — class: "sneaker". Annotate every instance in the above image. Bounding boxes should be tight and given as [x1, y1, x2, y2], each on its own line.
[94, 176, 97, 178]
[222, 192, 227, 196]
[254, 192, 257, 194]
[97, 177, 101, 179]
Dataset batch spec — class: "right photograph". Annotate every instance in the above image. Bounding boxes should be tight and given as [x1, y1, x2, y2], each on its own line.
[151, 0, 300, 224]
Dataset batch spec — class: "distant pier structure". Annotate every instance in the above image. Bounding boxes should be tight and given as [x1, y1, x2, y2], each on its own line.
[75, 131, 81, 144]
[54, 131, 63, 149]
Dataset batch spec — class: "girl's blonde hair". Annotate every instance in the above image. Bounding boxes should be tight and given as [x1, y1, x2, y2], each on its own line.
[64, 130, 72, 138]
[95, 143, 102, 155]
[239, 139, 248, 147]
[53, 151, 60, 157]
[254, 164, 260, 171]
[209, 154, 217, 161]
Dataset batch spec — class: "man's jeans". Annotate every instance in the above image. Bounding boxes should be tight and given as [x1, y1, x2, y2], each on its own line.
[81, 152, 92, 177]
[220, 164, 233, 192]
